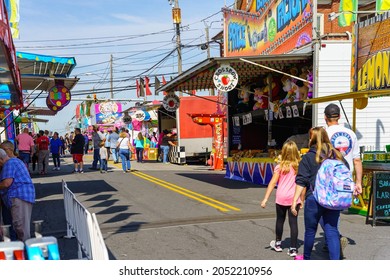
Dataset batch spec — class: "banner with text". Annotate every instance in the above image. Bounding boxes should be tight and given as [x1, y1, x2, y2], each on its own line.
[223, 0, 312, 57]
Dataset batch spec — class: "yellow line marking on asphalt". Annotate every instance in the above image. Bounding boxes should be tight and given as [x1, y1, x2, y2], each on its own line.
[131, 171, 241, 212]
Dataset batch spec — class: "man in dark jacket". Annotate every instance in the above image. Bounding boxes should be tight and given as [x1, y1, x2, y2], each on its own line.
[71, 128, 85, 173]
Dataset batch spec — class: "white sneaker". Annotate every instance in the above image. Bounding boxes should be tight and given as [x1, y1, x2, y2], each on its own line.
[270, 240, 283, 252]
[57, 167, 60, 170]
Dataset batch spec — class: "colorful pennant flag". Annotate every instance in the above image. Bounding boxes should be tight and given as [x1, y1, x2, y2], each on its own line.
[136, 79, 140, 97]
[338, 0, 358, 27]
[162, 76, 168, 95]
[4, 0, 20, 39]
[144, 76, 152, 96]
[139, 78, 145, 97]
[154, 76, 161, 96]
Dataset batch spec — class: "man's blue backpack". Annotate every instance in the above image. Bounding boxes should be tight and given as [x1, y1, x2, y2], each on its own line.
[313, 159, 355, 210]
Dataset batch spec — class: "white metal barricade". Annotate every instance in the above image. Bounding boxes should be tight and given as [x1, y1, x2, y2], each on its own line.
[62, 180, 109, 260]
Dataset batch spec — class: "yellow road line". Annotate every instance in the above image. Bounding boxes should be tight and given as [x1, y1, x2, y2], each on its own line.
[131, 171, 241, 212]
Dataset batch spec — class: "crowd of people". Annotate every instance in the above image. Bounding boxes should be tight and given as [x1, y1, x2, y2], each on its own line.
[261, 103, 363, 260]
[0, 124, 177, 242]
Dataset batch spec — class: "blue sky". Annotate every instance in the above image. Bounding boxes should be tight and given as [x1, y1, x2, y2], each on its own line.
[14, 0, 235, 134]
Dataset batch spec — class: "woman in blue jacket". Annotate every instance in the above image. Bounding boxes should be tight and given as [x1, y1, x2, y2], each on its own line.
[291, 127, 348, 260]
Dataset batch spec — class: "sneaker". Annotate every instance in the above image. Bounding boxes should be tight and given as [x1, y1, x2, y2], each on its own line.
[52, 167, 57, 171]
[79, 170, 84, 173]
[270, 240, 283, 252]
[72, 170, 78, 173]
[57, 167, 60, 171]
[340, 236, 348, 259]
[288, 248, 298, 257]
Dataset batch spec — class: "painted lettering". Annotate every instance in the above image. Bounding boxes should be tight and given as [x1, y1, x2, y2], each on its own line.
[256, 0, 272, 12]
[277, 0, 308, 32]
[358, 51, 390, 91]
[228, 22, 246, 52]
[377, 191, 390, 199]
[378, 180, 390, 188]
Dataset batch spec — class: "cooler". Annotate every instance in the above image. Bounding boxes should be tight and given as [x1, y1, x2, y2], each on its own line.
[24, 236, 60, 260]
[0, 241, 25, 260]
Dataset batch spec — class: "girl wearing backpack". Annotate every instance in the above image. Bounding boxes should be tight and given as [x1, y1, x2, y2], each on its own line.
[261, 140, 302, 257]
[290, 126, 346, 260]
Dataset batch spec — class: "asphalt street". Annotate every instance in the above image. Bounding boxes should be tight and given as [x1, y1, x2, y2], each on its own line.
[30, 154, 390, 260]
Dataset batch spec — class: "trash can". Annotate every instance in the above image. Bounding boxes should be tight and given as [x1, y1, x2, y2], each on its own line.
[0, 241, 25, 260]
[24, 236, 60, 260]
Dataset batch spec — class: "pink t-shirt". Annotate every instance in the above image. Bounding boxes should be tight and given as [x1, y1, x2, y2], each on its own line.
[275, 164, 301, 206]
[15, 133, 34, 152]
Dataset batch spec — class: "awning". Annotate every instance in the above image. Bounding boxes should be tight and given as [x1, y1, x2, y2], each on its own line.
[17, 51, 76, 77]
[21, 76, 79, 91]
[24, 106, 58, 116]
[157, 53, 312, 93]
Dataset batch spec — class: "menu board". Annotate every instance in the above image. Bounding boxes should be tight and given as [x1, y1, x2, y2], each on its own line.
[372, 172, 390, 226]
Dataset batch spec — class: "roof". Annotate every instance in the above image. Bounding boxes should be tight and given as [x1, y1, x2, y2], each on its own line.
[157, 53, 312, 93]
[21, 76, 79, 91]
[17, 51, 76, 78]
[24, 106, 58, 116]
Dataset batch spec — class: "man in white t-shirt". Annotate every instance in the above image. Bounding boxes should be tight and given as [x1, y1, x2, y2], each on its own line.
[324, 103, 362, 193]
[323, 103, 363, 259]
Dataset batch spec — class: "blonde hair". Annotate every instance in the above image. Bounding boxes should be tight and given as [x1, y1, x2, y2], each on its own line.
[119, 131, 127, 138]
[309, 126, 344, 164]
[279, 140, 300, 174]
[137, 132, 144, 141]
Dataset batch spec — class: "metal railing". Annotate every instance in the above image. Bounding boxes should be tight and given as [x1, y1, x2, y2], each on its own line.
[62, 180, 108, 260]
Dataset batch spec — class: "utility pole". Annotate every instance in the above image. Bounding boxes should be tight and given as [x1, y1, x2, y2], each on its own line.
[204, 22, 215, 96]
[110, 54, 114, 99]
[170, 0, 182, 96]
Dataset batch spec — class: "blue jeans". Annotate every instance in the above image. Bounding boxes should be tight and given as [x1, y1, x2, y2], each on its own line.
[18, 152, 30, 169]
[111, 148, 118, 163]
[160, 145, 169, 163]
[304, 195, 340, 260]
[119, 149, 131, 171]
[100, 159, 107, 171]
[92, 148, 101, 169]
[136, 148, 144, 162]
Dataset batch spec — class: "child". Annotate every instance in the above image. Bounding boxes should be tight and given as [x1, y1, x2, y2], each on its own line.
[99, 141, 108, 173]
[260, 140, 301, 257]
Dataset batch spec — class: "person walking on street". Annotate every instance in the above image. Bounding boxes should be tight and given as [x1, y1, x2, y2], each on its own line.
[110, 127, 120, 163]
[116, 131, 132, 173]
[36, 130, 50, 175]
[90, 125, 105, 170]
[0, 148, 35, 241]
[50, 132, 62, 171]
[99, 142, 108, 173]
[261, 140, 302, 257]
[83, 132, 89, 155]
[291, 127, 361, 260]
[104, 129, 111, 161]
[70, 128, 85, 173]
[322, 103, 363, 258]
[135, 132, 145, 163]
[15, 127, 35, 170]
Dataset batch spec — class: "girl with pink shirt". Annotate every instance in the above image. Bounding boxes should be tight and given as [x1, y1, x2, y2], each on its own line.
[261, 140, 302, 257]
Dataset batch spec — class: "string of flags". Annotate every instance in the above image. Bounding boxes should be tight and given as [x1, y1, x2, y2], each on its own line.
[135, 75, 196, 97]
